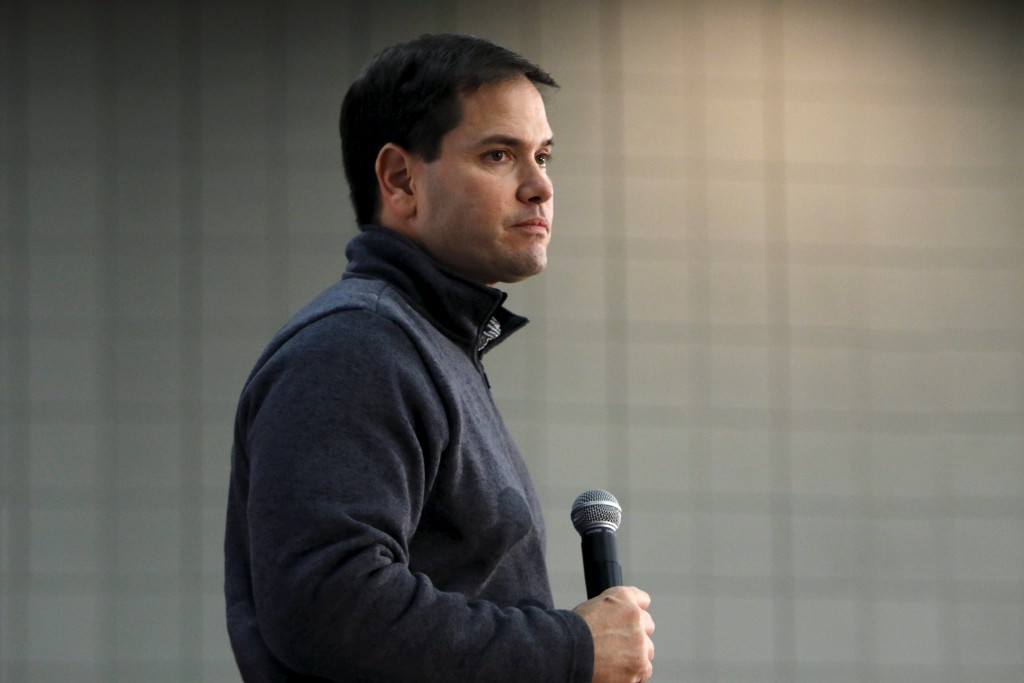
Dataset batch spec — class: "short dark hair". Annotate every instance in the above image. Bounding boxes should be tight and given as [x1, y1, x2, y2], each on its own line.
[339, 33, 558, 226]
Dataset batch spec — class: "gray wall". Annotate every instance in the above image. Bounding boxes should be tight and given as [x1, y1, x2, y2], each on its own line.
[2, 1, 1022, 681]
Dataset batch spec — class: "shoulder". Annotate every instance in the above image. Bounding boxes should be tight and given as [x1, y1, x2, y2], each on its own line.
[257, 277, 422, 369]
[261, 304, 425, 388]
[238, 276, 455, 410]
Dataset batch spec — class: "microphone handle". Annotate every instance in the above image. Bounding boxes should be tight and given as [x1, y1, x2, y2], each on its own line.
[581, 529, 622, 599]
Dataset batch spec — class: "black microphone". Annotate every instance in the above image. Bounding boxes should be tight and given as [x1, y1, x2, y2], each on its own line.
[571, 489, 623, 599]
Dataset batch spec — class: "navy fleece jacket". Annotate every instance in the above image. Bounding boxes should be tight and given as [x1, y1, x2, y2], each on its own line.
[224, 226, 594, 682]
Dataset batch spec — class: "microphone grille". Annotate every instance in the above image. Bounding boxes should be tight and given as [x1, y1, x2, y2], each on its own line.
[571, 489, 622, 534]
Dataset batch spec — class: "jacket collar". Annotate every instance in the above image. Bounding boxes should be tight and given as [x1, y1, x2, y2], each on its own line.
[343, 225, 528, 355]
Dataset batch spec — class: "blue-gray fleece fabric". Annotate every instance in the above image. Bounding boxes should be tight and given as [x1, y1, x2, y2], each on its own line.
[225, 226, 593, 682]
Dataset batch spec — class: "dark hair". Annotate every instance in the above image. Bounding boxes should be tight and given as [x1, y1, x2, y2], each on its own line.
[339, 33, 558, 226]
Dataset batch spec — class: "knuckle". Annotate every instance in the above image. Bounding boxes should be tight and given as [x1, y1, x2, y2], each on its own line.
[628, 603, 645, 623]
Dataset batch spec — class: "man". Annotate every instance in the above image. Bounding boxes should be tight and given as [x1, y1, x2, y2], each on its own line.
[225, 34, 654, 683]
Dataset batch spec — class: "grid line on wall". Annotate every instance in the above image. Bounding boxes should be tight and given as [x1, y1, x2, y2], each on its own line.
[178, 1, 205, 678]
[1, 1, 32, 680]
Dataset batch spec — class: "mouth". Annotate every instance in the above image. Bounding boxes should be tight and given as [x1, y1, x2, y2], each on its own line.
[510, 218, 550, 236]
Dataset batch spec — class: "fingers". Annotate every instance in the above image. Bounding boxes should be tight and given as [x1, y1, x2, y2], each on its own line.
[594, 585, 650, 612]
[611, 585, 650, 610]
[576, 586, 656, 683]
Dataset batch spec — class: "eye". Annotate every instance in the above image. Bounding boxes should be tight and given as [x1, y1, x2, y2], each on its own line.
[536, 152, 551, 167]
[485, 150, 508, 163]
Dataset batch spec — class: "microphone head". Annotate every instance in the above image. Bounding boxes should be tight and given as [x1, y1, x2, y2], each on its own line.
[571, 489, 622, 535]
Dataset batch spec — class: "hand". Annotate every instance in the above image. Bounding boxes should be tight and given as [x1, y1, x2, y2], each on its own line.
[573, 586, 655, 683]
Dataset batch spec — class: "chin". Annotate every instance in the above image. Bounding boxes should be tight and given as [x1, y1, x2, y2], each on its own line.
[499, 257, 547, 284]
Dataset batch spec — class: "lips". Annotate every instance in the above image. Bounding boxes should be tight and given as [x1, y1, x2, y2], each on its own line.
[511, 217, 550, 235]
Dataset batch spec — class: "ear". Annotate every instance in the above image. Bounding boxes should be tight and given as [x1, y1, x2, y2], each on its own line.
[375, 143, 419, 227]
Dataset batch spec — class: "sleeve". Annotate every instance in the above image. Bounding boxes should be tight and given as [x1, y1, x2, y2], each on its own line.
[239, 310, 594, 683]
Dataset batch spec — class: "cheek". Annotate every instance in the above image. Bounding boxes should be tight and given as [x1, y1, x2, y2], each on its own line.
[457, 179, 508, 222]
[427, 167, 515, 230]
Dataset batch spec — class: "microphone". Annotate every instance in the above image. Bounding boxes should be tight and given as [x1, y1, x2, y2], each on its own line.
[571, 489, 623, 599]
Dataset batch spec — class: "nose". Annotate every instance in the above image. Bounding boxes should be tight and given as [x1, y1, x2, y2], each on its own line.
[517, 161, 553, 205]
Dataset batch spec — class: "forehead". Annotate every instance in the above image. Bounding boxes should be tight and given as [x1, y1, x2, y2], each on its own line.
[450, 76, 552, 143]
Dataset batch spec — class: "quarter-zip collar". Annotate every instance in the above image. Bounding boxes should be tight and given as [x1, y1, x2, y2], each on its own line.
[343, 225, 528, 356]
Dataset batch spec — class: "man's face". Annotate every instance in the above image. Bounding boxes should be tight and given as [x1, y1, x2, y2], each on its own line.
[408, 76, 554, 285]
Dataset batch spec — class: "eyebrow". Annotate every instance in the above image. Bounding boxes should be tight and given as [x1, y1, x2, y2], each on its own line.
[477, 134, 555, 148]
